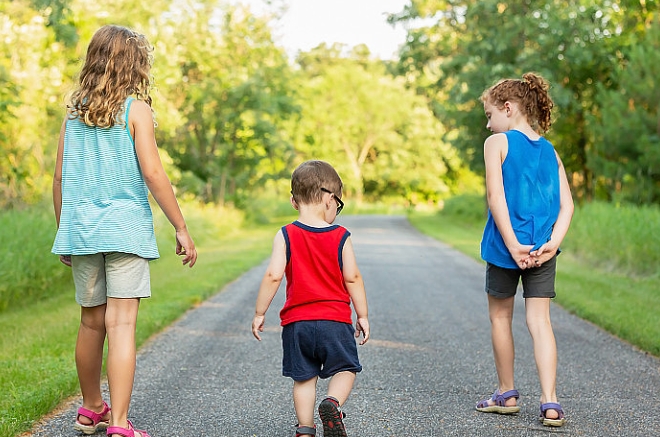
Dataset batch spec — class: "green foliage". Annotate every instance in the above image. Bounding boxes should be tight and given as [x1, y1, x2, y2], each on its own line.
[153, 2, 299, 206]
[29, 0, 78, 46]
[561, 201, 660, 277]
[392, 0, 659, 203]
[589, 20, 660, 203]
[0, 0, 68, 208]
[293, 45, 478, 207]
[440, 192, 486, 223]
[0, 205, 71, 312]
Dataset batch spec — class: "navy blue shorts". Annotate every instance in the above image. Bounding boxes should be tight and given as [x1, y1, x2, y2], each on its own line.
[282, 320, 362, 381]
[486, 255, 557, 299]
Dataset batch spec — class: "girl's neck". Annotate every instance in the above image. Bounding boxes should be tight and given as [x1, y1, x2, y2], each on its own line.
[509, 123, 540, 141]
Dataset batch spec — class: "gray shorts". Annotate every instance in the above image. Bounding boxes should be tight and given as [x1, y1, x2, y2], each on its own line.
[485, 255, 557, 299]
[71, 252, 151, 307]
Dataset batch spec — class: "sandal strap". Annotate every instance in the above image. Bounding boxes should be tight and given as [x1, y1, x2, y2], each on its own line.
[106, 425, 134, 437]
[491, 389, 520, 406]
[78, 401, 110, 424]
[540, 402, 565, 417]
[295, 425, 316, 436]
[107, 419, 151, 437]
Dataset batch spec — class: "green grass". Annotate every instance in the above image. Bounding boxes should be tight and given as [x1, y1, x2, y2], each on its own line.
[0, 207, 72, 311]
[408, 195, 660, 358]
[0, 202, 288, 437]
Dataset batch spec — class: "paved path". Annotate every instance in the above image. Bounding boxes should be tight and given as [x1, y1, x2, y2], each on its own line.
[28, 216, 660, 436]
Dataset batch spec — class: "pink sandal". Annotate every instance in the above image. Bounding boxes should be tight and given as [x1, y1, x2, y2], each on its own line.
[73, 401, 111, 434]
[106, 419, 151, 437]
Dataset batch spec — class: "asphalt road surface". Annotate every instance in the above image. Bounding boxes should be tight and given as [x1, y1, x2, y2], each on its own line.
[28, 216, 660, 436]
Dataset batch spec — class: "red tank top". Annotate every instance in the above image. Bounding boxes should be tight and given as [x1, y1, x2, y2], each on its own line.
[279, 221, 353, 326]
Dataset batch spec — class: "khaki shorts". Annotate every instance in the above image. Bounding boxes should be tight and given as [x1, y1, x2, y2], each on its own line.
[72, 252, 151, 307]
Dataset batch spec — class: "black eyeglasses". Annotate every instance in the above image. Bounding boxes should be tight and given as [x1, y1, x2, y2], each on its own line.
[321, 188, 344, 215]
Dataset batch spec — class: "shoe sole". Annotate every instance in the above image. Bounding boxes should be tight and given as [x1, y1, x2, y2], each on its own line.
[318, 400, 347, 437]
[74, 422, 109, 435]
[540, 417, 567, 427]
[476, 405, 520, 414]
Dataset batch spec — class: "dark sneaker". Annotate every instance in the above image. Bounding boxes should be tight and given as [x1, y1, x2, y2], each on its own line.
[318, 397, 347, 437]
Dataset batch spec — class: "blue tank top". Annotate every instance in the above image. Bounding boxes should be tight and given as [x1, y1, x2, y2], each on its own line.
[480, 130, 560, 269]
[52, 97, 159, 259]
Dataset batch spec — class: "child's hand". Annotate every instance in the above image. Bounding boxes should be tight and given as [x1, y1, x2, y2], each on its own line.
[508, 244, 535, 269]
[252, 315, 265, 341]
[175, 229, 197, 267]
[59, 255, 72, 267]
[355, 317, 370, 345]
[529, 242, 559, 267]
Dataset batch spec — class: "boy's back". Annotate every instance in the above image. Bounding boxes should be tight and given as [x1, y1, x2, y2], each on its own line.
[280, 221, 352, 326]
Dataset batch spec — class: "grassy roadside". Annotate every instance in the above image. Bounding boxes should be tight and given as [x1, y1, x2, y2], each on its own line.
[0, 204, 290, 437]
[408, 203, 660, 359]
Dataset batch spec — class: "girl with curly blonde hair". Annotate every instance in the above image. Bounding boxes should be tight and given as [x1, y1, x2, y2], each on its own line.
[53, 25, 197, 437]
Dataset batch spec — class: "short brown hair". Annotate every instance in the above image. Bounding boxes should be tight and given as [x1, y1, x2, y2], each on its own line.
[291, 160, 343, 205]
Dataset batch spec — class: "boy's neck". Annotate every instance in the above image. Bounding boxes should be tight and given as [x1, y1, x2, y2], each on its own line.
[296, 204, 333, 228]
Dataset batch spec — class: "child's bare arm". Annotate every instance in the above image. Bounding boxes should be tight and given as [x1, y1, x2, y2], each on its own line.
[342, 237, 369, 345]
[53, 119, 71, 267]
[530, 152, 574, 262]
[131, 100, 196, 267]
[484, 134, 533, 268]
[252, 230, 287, 341]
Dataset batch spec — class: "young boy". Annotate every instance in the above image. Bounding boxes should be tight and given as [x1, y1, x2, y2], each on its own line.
[252, 160, 370, 437]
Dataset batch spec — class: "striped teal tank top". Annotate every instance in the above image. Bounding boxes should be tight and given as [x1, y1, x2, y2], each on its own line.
[52, 97, 159, 259]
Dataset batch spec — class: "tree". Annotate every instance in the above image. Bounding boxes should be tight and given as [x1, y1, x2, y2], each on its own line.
[390, 0, 657, 201]
[153, 2, 299, 205]
[0, 0, 70, 208]
[292, 45, 478, 206]
[589, 19, 660, 203]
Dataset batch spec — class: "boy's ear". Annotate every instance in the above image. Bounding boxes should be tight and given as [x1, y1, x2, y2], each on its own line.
[290, 196, 299, 210]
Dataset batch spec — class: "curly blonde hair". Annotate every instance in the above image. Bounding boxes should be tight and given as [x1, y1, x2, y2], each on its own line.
[68, 25, 154, 127]
[481, 72, 554, 133]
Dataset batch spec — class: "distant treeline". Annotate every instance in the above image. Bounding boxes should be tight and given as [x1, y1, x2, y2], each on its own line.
[1, 1, 658, 209]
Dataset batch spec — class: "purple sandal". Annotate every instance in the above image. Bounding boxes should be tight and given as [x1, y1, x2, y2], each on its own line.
[539, 402, 567, 427]
[476, 389, 520, 414]
[106, 420, 151, 437]
[73, 401, 110, 435]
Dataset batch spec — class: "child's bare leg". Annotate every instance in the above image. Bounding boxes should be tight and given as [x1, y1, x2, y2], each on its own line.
[327, 371, 356, 405]
[525, 297, 559, 419]
[488, 295, 517, 407]
[293, 377, 318, 433]
[105, 297, 140, 433]
[76, 304, 109, 424]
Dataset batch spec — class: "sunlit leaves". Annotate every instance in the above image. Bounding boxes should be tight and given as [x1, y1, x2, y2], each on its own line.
[153, 2, 298, 206]
[392, 0, 659, 204]
[292, 45, 478, 206]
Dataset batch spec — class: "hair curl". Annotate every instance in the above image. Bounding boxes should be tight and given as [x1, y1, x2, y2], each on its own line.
[291, 160, 343, 205]
[481, 72, 554, 133]
[68, 25, 154, 127]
